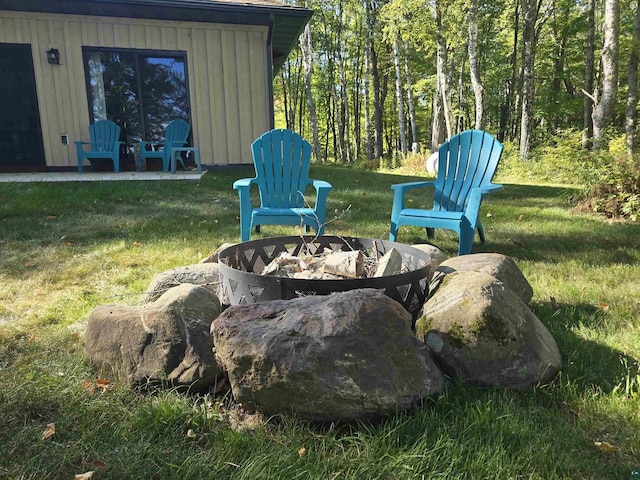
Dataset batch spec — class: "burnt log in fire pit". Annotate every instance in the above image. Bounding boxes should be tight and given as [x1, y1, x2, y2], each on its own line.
[217, 236, 431, 323]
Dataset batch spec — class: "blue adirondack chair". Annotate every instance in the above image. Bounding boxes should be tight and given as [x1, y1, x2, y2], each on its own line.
[389, 130, 504, 255]
[138, 119, 190, 172]
[233, 129, 333, 242]
[75, 120, 122, 173]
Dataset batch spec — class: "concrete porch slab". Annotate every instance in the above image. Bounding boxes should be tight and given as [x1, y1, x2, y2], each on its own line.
[0, 171, 206, 183]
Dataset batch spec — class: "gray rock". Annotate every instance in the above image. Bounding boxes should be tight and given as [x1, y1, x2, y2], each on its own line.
[431, 253, 533, 304]
[86, 283, 223, 392]
[212, 289, 444, 422]
[411, 244, 447, 279]
[199, 242, 236, 264]
[418, 271, 561, 390]
[142, 263, 221, 303]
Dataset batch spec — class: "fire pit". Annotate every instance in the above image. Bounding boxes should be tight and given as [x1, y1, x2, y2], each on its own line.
[217, 236, 431, 322]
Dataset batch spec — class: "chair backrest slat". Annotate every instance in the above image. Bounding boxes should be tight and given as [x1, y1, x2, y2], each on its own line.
[433, 130, 503, 212]
[90, 120, 121, 152]
[252, 129, 312, 209]
[164, 119, 190, 146]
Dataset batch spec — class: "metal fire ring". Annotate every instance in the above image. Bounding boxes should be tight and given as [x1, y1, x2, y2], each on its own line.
[217, 235, 431, 322]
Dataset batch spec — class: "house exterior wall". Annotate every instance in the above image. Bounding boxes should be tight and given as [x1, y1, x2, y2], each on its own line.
[0, 9, 272, 168]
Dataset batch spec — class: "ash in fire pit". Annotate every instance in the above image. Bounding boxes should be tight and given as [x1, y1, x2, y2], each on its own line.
[217, 236, 431, 323]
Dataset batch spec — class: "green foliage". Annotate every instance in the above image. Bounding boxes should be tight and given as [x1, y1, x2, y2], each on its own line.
[497, 130, 640, 221]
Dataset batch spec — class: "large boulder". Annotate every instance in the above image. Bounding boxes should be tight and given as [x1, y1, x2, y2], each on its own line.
[86, 283, 223, 392]
[411, 243, 448, 279]
[417, 271, 561, 390]
[431, 253, 533, 304]
[212, 289, 444, 422]
[141, 263, 221, 303]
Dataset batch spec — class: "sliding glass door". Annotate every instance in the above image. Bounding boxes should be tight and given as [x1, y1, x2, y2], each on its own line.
[83, 48, 190, 169]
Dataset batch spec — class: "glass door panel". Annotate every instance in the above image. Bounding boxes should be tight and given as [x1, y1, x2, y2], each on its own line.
[140, 56, 188, 142]
[83, 49, 190, 170]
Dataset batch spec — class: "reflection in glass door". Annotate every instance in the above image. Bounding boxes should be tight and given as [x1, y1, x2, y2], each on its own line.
[83, 48, 190, 169]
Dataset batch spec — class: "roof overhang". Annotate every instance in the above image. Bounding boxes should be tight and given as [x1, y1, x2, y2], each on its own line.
[0, 0, 312, 73]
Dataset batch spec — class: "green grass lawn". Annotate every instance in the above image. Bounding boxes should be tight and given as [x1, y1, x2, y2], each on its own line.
[0, 166, 638, 479]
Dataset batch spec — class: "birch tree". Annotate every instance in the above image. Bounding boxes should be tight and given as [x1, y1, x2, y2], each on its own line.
[435, 0, 454, 139]
[582, 0, 595, 149]
[300, 22, 322, 162]
[626, 0, 640, 154]
[393, 32, 407, 154]
[468, 0, 485, 130]
[592, 0, 620, 148]
[405, 41, 419, 153]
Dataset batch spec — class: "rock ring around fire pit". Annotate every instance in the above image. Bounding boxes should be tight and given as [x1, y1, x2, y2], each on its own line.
[217, 235, 431, 323]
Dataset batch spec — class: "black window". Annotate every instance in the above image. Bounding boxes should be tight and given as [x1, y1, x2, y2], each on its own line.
[83, 48, 190, 163]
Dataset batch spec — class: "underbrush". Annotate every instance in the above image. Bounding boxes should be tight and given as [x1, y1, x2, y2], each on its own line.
[486, 129, 640, 221]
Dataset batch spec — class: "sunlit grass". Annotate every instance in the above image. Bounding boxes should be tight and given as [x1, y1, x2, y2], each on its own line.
[0, 166, 638, 479]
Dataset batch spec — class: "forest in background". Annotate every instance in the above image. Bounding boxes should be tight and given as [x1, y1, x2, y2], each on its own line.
[274, 0, 640, 168]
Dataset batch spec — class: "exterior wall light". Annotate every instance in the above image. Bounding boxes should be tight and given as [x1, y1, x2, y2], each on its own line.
[46, 48, 60, 65]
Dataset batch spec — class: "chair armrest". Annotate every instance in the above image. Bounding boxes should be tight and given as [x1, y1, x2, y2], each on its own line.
[466, 184, 503, 227]
[390, 181, 435, 195]
[310, 180, 333, 211]
[475, 184, 503, 195]
[233, 178, 257, 190]
[311, 180, 332, 195]
[140, 141, 163, 151]
[390, 181, 435, 215]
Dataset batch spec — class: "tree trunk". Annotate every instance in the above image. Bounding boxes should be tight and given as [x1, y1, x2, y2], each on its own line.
[405, 41, 418, 153]
[626, 0, 640, 154]
[499, 0, 519, 142]
[592, 0, 620, 148]
[367, 0, 383, 159]
[300, 23, 321, 163]
[393, 33, 407, 155]
[365, 38, 372, 160]
[468, 0, 485, 130]
[519, 0, 538, 160]
[436, 1, 454, 139]
[582, 0, 596, 149]
[432, 76, 446, 149]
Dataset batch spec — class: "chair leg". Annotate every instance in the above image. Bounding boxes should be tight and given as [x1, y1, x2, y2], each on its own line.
[458, 224, 475, 255]
[255, 225, 261, 233]
[477, 221, 486, 244]
[426, 228, 435, 239]
[389, 222, 398, 242]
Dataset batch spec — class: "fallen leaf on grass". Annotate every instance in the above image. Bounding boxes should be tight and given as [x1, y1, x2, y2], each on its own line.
[594, 441, 617, 453]
[186, 429, 196, 439]
[46, 215, 56, 220]
[42, 423, 55, 440]
[82, 378, 113, 394]
[75, 471, 94, 479]
[298, 446, 306, 456]
[518, 214, 524, 222]
[95, 379, 113, 392]
[486, 212, 493, 218]
[596, 303, 609, 311]
[25, 261, 37, 267]
[550, 297, 560, 309]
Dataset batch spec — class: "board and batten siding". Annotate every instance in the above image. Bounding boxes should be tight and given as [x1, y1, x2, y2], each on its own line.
[0, 10, 271, 168]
